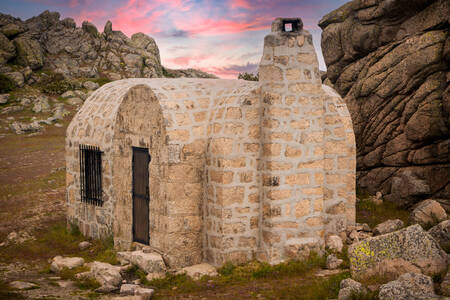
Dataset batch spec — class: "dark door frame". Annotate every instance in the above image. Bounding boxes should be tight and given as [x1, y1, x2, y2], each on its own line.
[132, 146, 150, 245]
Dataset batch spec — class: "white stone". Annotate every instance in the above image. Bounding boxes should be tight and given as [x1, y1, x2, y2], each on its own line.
[129, 251, 166, 274]
[179, 263, 218, 280]
[56, 280, 74, 288]
[79, 241, 91, 250]
[326, 254, 343, 269]
[89, 261, 123, 288]
[0, 94, 9, 104]
[120, 284, 139, 296]
[61, 90, 76, 98]
[9, 281, 38, 290]
[83, 81, 99, 90]
[326, 235, 343, 252]
[50, 256, 85, 273]
[67, 97, 83, 106]
[146, 272, 165, 281]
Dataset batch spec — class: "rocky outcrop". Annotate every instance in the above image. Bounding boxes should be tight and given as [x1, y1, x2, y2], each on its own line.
[0, 10, 215, 82]
[378, 273, 438, 300]
[319, 0, 450, 207]
[348, 224, 447, 281]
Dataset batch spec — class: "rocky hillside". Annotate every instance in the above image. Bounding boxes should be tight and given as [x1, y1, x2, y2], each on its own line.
[0, 10, 216, 84]
[319, 0, 449, 207]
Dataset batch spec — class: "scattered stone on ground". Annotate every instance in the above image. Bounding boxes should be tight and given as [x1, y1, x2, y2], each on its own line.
[9, 280, 38, 290]
[373, 219, 405, 236]
[83, 81, 99, 90]
[1, 105, 23, 114]
[50, 256, 85, 273]
[326, 254, 343, 270]
[88, 261, 123, 288]
[10, 121, 42, 134]
[348, 224, 447, 281]
[31, 96, 50, 113]
[146, 272, 165, 281]
[67, 97, 83, 106]
[56, 280, 74, 288]
[369, 192, 383, 205]
[346, 223, 372, 244]
[409, 199, 447, 228]
[338, 278, 366, 300]
[178, 263, 218, 280]
[284, 237, 321, 259]
[117, 250, 166, 274]
[326, 235, 343, 252]
[378, 273, 437, 300]
[0, 93, 9, 104]
[428, 220, 450, 250]
[61, 90, 76, 98]
[78, 241, 91, 250]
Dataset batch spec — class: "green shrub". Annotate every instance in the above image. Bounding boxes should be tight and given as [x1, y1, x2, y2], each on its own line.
[0, 73, 15, 93]
[238, 72, 259, 81]
[39, 73, 74, 95]
[91, 77, 112, 86]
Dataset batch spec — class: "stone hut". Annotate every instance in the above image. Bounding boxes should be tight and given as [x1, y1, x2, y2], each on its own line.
[66, 17, 356, 268]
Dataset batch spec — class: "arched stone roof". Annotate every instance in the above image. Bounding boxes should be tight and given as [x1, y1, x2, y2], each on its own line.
[67, 78, 259, 152]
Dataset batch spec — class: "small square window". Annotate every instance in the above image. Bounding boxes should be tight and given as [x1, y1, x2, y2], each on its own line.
[79, 144, 103, 206]
[284, 23, 293, 32]
[282, 19, 300, 33]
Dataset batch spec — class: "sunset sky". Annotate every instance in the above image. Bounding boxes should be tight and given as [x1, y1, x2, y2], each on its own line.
[0, 0, 347, 78]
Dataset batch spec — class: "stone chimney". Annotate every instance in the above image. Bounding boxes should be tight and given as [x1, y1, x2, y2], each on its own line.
[258, 18, 325, 264]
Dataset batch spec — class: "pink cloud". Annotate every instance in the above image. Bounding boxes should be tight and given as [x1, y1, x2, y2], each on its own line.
[230, 0, 252, 9]
[175, 15, 270, 36]
[73, 9, 106, 25]
[167, 55, 212, 67]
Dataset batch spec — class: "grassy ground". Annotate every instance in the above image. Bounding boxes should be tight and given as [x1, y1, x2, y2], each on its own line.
[356, 190, 410, 228]
[0, 97, 406, 299]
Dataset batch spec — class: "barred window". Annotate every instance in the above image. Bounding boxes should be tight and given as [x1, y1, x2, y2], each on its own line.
[79, 144, 103, 206]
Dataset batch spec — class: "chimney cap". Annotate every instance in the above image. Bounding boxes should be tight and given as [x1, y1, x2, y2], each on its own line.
[271, 18, 303, 34]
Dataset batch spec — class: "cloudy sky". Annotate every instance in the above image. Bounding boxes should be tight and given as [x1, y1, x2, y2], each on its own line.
[0, 0, 347, 78]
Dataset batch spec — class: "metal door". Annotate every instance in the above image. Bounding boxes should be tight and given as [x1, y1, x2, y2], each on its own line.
[132, 147, 150, 244]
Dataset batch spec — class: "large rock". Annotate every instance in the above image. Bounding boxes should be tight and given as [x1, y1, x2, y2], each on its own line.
[428, 220, 450, 250]
[1, 23, 25, 38]
[348, 224, 447, 281]
[50, 256, 85, 273]
[378, 273, 438, 300]
[0, 11, 215, 81]
[118, 250, 166, 274]
[0, 32, 16, 64]
[4, 72, 24, 87]
[88, 261, 122, 288]
[409, 199, 447, 228]
[319, 0, 450, 206]
[338, 278, 366, 300]
[13, 36, 44, 69]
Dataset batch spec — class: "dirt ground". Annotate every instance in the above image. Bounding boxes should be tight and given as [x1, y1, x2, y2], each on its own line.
[0, 123, 67, 238]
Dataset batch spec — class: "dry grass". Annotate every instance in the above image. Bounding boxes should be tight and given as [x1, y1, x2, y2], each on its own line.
[0, 220, 118, 266]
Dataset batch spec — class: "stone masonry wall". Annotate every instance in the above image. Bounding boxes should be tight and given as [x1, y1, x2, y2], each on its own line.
[66, 18, 356, 268]
[257, 18, 355, 264]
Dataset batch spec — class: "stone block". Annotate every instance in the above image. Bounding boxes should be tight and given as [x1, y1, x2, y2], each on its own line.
[295, 200, 311, 217]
